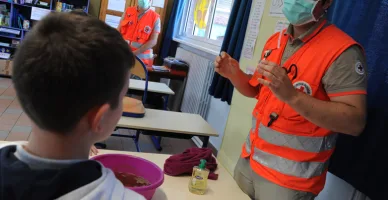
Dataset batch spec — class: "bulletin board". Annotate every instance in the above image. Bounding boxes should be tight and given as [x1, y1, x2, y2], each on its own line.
[98, 0, 169, 56]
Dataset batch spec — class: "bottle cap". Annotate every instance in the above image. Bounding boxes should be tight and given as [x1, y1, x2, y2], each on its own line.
[199, 159, 206, 170]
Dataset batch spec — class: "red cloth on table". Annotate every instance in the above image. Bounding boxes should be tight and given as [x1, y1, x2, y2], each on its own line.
[163, 148, 218, 180]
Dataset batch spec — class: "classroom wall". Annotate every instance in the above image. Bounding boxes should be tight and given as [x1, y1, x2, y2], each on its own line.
[206, 98, 230, 150]
[216, 0, 285, 174]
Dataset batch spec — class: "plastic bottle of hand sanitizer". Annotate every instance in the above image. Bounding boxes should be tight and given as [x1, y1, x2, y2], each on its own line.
[188, 159, 210, 195]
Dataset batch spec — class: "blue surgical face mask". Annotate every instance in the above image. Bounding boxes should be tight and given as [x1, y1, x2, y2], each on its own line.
[282, 0, 319, 26]
[138, 0, 150, 9]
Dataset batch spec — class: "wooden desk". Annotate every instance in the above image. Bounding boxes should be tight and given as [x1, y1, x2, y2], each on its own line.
[147, 66, 187, 81]
[117, 109, 218, 148]
[94, 149, 249, 200]
[129, 79, 175, 95]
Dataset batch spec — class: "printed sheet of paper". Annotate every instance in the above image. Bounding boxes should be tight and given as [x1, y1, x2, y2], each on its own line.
[31, 7, 51, 21]
[242, 37, 256, 59]
[105, 15, 121, 28]
[152, 0, 165, 8]
[274, 20, 289, 33]
[269, 0, 285, 17]
[246, 66, 256, 75]
[242, 0, 266, 59]
[108, 0, 126, 12]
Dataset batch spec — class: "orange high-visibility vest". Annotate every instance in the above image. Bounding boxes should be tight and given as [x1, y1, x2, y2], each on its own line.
[241, 21, 362, 195]
[120, 7, 159, 67]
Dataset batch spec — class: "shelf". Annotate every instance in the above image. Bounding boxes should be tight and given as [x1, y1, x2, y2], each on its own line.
[13, 2, 33, 8]
[0, 26, 22, 31]
[0, 0, 89, 56]
[0, 34, 21, 40]
[0, 44, 16, 49]
[0, 52, 11, 59]
[13, 2, 50, 9]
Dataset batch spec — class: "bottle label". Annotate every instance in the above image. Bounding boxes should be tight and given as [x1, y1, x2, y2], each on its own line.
[191, 171, 206, 188]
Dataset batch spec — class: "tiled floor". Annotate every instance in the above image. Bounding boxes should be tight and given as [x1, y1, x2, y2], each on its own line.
[0, 77, 195, 154]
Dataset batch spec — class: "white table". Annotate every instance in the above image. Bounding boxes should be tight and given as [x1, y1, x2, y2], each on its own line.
[129, 79, 175, 95]
[0, 141, 249, 200]
[117, 109, 218, 148]
[94, 149, 250, 200]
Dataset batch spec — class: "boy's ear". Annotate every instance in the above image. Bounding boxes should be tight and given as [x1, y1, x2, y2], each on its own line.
[88, 104, 111, 133]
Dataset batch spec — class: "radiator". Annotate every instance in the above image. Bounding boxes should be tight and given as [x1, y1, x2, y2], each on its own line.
[175, 47, 214, 119]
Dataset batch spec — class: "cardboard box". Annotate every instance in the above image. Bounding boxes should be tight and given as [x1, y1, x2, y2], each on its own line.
[0, 60, 13, 76]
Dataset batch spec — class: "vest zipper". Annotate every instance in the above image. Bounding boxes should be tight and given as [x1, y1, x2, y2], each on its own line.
[258, 38, 288, 128]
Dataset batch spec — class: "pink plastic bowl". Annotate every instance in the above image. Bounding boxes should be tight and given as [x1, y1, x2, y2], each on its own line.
[91, 154, 164, 200]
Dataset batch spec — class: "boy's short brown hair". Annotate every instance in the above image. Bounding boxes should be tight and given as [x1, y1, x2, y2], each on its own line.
[12, 12, 134, 133]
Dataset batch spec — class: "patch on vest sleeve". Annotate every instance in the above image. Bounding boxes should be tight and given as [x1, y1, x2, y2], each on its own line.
[355, 61, 365, 75]
[293, 81, 312, 96]
[144, 26, 152, 34]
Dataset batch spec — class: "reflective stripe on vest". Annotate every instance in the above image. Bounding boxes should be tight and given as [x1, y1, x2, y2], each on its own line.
[245, 116, 257, 154]
[137, 52, 154, 59]
[258, 124, 337, 153]
[130, 41, 143, 48]
[245, 135, 251, 154]
[252, 147, 329, 178]
[252, 116, 256, 132]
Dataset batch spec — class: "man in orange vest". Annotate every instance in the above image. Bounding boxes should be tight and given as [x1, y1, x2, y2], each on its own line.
[215, 0, 367, 199]
[118, 0, 160, 67]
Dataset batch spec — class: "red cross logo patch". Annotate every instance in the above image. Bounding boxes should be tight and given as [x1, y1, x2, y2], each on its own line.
[355, 61, 365, 75]
[144, 26, 151, 34]
[293, 81, 312, 96]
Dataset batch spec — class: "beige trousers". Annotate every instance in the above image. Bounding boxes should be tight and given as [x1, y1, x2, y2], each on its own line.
[234, 157, 316, 200]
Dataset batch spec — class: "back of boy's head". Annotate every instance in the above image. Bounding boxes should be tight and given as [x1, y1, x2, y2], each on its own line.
[12, 12, 134, 133]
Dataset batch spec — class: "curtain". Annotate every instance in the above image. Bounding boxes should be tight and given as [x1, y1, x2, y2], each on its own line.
[160, 0, 187, 59]
[327, 1, 388, 199]
[208, 0, 253, 105]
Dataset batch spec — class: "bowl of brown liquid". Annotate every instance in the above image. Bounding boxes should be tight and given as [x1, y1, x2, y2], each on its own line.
[91, 154, 164, 200]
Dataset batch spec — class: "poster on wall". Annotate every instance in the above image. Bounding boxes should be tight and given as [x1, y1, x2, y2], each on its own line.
[107, 0, 126, 12]
[105, 15, 121, 28]
[269, 0, 285, 17]
[242, 0, 266, 59]
[274, 20, 290, 33]
[242, 37, 256, 59]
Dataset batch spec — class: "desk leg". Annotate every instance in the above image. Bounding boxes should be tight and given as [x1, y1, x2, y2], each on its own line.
[151, 136, 163, 151]
[156, 95, 169, 151]
[202, 136, 210, 148]
[163, 95, 169, 110]
[134, 131, 141, 152]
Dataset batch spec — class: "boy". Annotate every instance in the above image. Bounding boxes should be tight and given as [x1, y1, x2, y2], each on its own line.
[0, 12, 145, 199]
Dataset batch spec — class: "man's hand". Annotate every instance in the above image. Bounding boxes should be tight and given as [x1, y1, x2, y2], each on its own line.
[214, 52, 240, 80]
[132, 50, 140, 56]
[257, 60, 298, 103]
[90, 145, 99, 156]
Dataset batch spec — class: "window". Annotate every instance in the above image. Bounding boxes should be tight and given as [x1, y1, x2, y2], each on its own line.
[175, 0, 234, 54]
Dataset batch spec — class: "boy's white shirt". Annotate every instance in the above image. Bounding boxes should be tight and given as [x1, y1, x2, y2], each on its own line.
[0, 141, 146, 200]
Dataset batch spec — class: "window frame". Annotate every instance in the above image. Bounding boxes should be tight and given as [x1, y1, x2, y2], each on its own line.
[174, 0, 232, 55]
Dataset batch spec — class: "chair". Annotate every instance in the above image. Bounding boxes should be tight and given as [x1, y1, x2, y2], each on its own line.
[96, 56, 148, 152]
[131, 56, 147, 79]
[122, 56, 148, 118]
